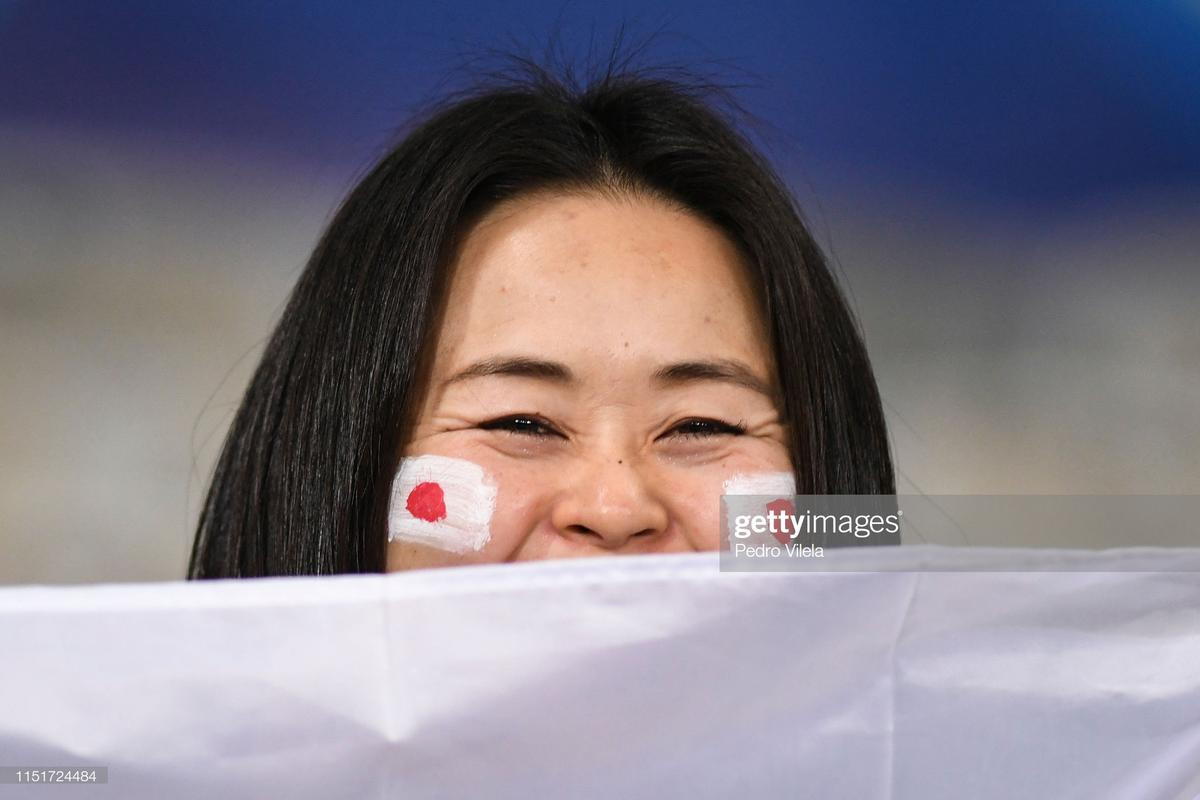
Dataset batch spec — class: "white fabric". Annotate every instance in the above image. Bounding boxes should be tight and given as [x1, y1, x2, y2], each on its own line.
[2, 546, 1200, 799]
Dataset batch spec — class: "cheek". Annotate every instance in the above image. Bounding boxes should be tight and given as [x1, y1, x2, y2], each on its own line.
[672, 483, 723, 549]
[667, 465, 797, 549]
[385, 450, 556, 569]
[660, 471, 733, 550]
[480, 466, 549, 556]
[387, 454, 498, 556]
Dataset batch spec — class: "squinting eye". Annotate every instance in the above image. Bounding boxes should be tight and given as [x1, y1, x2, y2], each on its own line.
[665, 418, 748, 440]
[479, 415, 563, 439]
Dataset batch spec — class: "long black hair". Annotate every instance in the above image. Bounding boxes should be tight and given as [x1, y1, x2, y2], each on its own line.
[188, 61, 894, 578]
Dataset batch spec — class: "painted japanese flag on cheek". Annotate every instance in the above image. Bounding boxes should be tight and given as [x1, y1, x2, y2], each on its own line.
[387, 455, 499, 554]
[723, 471, 797, 546]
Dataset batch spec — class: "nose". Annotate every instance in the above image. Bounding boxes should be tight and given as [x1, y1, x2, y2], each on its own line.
[551, 456, 670, 550]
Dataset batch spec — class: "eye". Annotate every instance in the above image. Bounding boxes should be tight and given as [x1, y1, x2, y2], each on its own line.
[664, 418, 747, 440]
[478, 415, 564, 439]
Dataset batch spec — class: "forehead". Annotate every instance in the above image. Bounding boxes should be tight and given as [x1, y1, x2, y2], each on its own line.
[432, 190, 772, 381]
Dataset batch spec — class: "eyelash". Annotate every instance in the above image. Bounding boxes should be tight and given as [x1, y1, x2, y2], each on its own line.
[669, 418, 748, 439]
[478, 415, 747, 440]
[479, 415, 561, 438]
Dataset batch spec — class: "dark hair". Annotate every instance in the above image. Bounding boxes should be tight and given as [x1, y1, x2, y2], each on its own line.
[188, 62, 894, 579]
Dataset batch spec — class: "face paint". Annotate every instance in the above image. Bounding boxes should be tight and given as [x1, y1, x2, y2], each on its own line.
[387, 454, 498, 554]
[723, 471, 798, 546]
[722, 471, 796, 496]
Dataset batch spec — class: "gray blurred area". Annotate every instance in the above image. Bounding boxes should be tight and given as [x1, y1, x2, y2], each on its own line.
[1, 128, 329, 583]
[1, 125, 1198, 584]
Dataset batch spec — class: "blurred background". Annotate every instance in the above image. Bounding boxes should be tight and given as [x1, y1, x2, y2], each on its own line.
[2, 1, 1197, 584]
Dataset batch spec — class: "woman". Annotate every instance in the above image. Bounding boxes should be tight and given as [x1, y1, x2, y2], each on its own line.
[188, 63, 894, 578]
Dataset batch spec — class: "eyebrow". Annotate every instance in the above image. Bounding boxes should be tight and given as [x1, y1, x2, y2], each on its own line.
[444, 355, 775, 398]
[652, 359, 775, 399]
[444, 356, 574, 386]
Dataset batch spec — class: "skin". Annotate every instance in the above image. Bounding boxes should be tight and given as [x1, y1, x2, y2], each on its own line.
[386, 189, 793, 570]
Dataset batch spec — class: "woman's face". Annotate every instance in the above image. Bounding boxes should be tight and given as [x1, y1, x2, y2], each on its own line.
[386, 190, 792, 570]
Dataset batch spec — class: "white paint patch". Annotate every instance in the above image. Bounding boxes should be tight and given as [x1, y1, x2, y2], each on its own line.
[387, 454, 498, 554]
[722, 471, 797, 496]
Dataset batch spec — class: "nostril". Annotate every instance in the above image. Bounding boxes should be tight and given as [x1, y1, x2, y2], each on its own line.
[562, 524, 655, 546]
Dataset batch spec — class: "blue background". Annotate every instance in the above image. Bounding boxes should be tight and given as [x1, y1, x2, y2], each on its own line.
[4, 0, 1198, 216]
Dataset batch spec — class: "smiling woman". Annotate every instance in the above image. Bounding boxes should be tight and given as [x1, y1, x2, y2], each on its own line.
[388, 191, 793, 568]
[187, 61, 894, 578]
